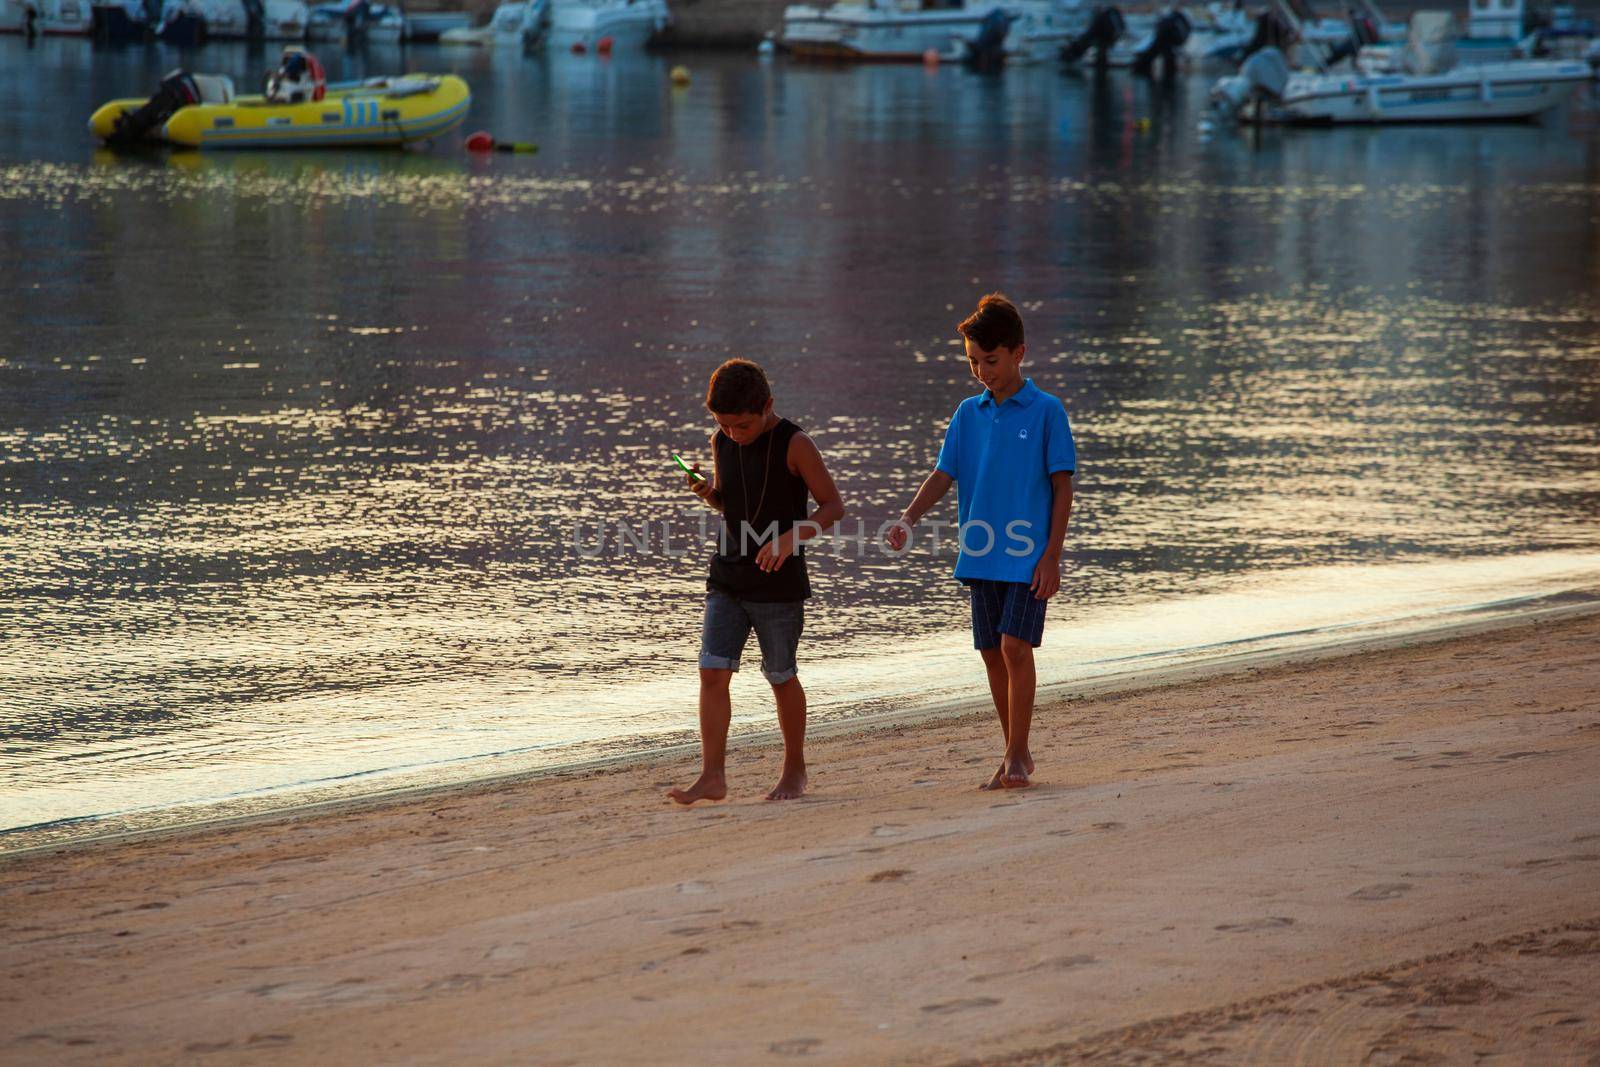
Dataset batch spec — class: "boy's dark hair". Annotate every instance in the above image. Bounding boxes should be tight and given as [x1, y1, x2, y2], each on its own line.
[705, 359, 771, 415]
[957, 292, 1025, 352]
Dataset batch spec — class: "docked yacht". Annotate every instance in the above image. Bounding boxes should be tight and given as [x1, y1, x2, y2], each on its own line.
[1, 0, 93, 33]
[440, 0, 549, 44]
[549, 0, 669, 50]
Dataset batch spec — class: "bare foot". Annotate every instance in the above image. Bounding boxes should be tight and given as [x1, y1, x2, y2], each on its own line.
[1001, 753, 1032, 789]
[980, 753, 1034, 791]
[668, 773, 727, 805]
[766, 763, 808, 801]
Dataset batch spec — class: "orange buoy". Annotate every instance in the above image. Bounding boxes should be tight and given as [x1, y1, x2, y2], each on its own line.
[596, 35, 614, 54]
[571, 40, 586, 53]
[922, 48, 940, 67]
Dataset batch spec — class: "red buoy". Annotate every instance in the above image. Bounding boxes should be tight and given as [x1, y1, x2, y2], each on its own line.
[596, 35, 614, 54]
[465, 130, 494, 152]
[570, 40, 586, 53]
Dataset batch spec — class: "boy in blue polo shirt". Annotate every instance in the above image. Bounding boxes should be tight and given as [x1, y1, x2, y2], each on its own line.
[886, 293, 1075, 790]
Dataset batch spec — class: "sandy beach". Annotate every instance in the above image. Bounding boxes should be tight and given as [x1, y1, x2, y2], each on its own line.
[3, 610, 1598, 1065]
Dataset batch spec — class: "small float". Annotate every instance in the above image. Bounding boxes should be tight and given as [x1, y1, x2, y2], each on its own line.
[90, 55, 470, 149]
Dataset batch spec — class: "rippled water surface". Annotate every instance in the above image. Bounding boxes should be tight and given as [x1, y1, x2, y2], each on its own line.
[3, 38, 1599, 848]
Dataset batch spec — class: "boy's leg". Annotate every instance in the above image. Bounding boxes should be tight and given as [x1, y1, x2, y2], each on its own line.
[767, 676, 807, 800]
[999, 634, 1036, 787]
[978, 646, 1010, 790]
[997, 582, 1048, 787]
[668, 668, 734, 804]
[971, 580, 1033, 790]
[670, 592, 750, 804]
[750, 600, 807, 800]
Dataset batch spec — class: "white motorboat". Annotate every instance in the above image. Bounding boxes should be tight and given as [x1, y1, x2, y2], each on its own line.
[307, 0, 403, 42]
[0, 0, 92, 33]
[780, 0, 1011, 60]
[1210, 38, 1590, 122]
[440, 0, 548, 44]
[550, 0, 668, 50]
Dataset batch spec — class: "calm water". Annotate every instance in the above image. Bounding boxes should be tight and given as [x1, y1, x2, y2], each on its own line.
[3, 37, 1600, 849]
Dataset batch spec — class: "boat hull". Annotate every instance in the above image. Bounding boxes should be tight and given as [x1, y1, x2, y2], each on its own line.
[550, 0, 666, 49]
[1266, 61, 1590, 122]
[780, 4, 1000, 60]
[89, 74, 471, 148]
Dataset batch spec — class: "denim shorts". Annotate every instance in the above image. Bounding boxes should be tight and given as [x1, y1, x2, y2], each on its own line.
[966, 578, 1048, 650]
[699, 591, 804, 684]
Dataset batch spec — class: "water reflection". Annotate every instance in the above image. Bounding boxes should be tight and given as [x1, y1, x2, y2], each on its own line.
[1, 38, 1598, 847]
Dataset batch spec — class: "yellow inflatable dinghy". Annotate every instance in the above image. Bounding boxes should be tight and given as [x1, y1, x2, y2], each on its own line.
[90, 74, 471, 149]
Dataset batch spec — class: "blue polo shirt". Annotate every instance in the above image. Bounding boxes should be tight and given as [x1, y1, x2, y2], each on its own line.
[935, 378, 1076, 583]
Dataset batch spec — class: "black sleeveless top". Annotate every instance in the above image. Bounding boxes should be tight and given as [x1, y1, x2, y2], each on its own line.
[707, 417, 811, 602]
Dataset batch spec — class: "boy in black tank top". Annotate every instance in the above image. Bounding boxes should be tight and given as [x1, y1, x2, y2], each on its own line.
[669, 360, 846, 805]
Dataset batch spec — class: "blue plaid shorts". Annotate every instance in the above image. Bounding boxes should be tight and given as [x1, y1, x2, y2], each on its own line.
[965, 578, 1048, 650]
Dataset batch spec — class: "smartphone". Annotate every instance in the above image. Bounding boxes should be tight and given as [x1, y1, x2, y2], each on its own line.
[671, 452, 708, 483]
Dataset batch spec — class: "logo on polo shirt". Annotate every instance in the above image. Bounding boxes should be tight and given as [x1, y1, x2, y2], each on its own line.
[1018, 428, 1029, 439]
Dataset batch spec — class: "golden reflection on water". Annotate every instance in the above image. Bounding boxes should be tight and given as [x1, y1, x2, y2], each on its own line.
[3, 51, 1600, 846]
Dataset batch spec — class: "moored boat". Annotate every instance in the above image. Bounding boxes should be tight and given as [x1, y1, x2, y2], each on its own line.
[0, 0, 93, 34]
[307, 0, 403, 42]
[439, 0, 547, 45]
[90, 71, 471, 148]
[1210, 39, 1590, 123]
[549, 0, 668, 50]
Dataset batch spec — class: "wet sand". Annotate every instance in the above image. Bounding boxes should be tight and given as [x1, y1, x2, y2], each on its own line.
[2, 611, 1598, 1065]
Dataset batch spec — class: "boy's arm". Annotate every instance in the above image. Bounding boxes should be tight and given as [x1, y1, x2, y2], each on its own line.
[1029, 471, 1075, 600]
[688, 430, 723, 511]
[884, 470, 953, 550]
[755, 433, 844, 572]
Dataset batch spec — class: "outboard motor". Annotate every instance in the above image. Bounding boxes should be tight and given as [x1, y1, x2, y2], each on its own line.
[1239, 6, 1295, 61]
[106, 68, 201, 146]
[963, 7, 1014, 71]
[1131, 8, 1191, 76]
[1062, 5, 1126, 65]
[1209, 45, 1289, 118]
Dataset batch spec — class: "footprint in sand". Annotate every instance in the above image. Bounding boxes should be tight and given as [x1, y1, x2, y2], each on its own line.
[1215, 917, 1295, 932]
[246, 1034, 293, 1047]
[1350, 883, 1413, 901]
[769, 1037, 822, 1056]
[971, 955, 1096, 984]
[921, 997, 1001, 1015]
